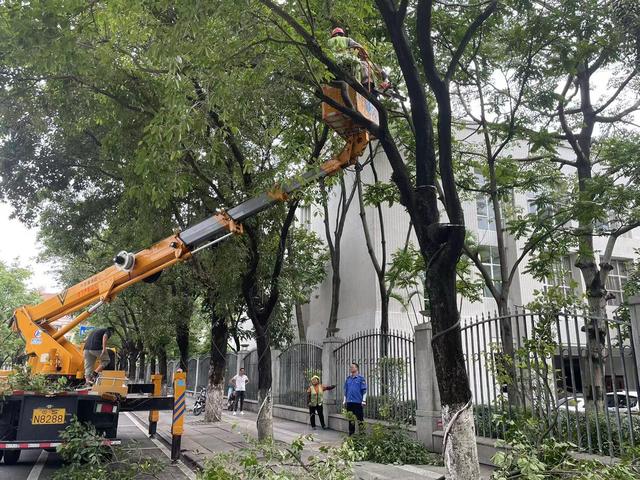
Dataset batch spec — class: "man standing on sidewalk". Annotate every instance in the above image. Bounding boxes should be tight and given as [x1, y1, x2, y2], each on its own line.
[231, 367, 249, 415]
[343, 363, 367, 436]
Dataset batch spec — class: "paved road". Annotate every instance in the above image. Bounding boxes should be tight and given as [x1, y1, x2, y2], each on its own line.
[0, 413, 196, 479]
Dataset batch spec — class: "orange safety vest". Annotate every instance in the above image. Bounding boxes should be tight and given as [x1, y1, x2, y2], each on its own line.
[308, 384, 324, 407]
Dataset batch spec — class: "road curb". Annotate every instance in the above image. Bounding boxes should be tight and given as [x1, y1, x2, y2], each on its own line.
[130, 411, 206, 472]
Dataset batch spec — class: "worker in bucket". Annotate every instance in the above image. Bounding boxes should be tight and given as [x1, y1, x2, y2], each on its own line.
[82, 326, 113, 385]
[327, 27, 391, 97]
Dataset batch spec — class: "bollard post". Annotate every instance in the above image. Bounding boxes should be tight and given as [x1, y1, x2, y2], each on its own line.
[171, 371, 186, 461]
[148, 374, 162, 437]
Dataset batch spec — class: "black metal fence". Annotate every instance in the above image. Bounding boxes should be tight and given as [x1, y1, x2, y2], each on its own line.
[186, 358, 198, 391]
[277, 342, 323, 408]
[197, 355, 211, 390]
[167, 352, 239, 394]
[243, 349, 259, 401]
[334, 329, 416, 425]
[461, 309, 640, 457]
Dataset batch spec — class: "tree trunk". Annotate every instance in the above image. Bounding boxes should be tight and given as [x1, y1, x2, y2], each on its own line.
[150, 355, 156, 376]
[255, 325, 273, 441]
[176, 316, 190, 372]
[205, 311, 229, 423]
[380, 275, 390, 336]
[327, 253, 341, 336]
[240, 203, 298, 442]
[158, 347, 168, 384]
[322, 178, 357, 336]
[572, 66, 605, 410]
[127, 350, 138, 379]
[118, 350, 127, 371]
[579, 260, 607, 410]
[139, 349, 146, 382]
[497, 299, 521, 408]
[427, 241, 480, 480]
[295, 302, 306, 341]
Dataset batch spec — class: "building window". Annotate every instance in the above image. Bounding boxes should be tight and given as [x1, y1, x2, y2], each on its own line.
[526, 192, 555, 221]
[526, 193, 538, 215]
[596, 213, 633, 239]
[297, 205, 312, 229]
[476, 196, 495, 231]
[479, 245, 501, 298]
[606, 259, 629, 306]
[475, 171, 495, 231]
[543, 256, 574, 298]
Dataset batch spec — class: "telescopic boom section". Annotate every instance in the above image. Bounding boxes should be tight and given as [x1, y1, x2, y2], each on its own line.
[11, 87, 375, 377]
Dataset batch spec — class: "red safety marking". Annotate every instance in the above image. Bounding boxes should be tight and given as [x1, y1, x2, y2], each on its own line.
[0, 439, 121, 450]
[11, 389, 91, 396]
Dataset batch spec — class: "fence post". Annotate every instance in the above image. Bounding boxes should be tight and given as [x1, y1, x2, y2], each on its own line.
[322, 337, 344, 420]
[194, 357, 200, 393]
[414, 322, 442, 452]
[629, 296, 640, 390]
[271, 349, 281, 405]
[239, 350, 248, 371]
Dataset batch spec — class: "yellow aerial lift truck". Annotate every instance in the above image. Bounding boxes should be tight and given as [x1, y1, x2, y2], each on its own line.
[0, 87, 377, 465]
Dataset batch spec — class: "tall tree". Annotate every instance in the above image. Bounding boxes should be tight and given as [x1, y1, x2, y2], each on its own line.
[256, 1, 498, 476]
[320, 175, 357, 336]
[0, 0, 328, 439]
[515, 0, 640, 406]
[0, 262, 40, 367]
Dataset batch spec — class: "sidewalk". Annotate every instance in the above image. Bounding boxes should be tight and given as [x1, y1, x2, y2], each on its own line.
[134, 403, 346, 467]
[132, 398, 492, 479]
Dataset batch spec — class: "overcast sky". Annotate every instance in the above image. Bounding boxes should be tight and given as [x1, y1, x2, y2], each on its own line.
[0, 202, 60, 292]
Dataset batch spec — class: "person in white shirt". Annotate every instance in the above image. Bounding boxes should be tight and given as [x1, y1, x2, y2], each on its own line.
[230, 367, 249, 415]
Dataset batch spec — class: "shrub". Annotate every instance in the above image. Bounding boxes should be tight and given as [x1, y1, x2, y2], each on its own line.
[2, 365, 70, 395]
[199, 435, 358, 479]
[556, 410, 640, 457]
[492, 425, 640, 480]
[347, 423, 442, 465]
[474, 403, 640, 457]
[54, 417, 164, 480]
[365, 396, 417, 424]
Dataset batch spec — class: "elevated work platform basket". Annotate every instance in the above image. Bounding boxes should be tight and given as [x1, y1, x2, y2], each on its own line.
[321, 85, 379, 138]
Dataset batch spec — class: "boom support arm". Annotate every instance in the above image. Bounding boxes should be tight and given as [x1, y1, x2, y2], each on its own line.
[11, 130, 370, 377]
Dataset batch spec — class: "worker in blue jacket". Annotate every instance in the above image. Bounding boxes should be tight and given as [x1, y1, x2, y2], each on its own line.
[343, 362, 367, 436]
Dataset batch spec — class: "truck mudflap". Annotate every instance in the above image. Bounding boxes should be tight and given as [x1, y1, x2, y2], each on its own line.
[0, 439, 121, 450]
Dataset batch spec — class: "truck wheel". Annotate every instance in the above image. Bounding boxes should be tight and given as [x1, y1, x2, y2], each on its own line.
[3, 450, 20, 465]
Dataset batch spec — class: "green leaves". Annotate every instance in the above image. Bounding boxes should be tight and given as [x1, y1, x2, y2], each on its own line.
[200, 434, 356, 479]
[362, 180, 399, 207]
[0, 262, 40, 366]
[55, 417, 165, 480]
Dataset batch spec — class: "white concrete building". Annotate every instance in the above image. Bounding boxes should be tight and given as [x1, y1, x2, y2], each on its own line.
[296, 129, 640, 343]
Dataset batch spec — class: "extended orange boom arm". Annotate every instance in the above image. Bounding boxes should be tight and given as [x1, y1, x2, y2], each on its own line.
[11, 90, 374, 377]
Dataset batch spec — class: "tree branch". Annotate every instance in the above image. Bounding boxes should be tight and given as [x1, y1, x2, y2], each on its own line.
[445, 0, 498, 83]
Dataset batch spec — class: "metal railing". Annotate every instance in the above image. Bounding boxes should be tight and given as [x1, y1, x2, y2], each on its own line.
[334, 329, 417, 425]
[186, 358, 198, 392]
[277, 342, 322, 408]
[461, 309, 640, 457]
[166, 352, 239, 394]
